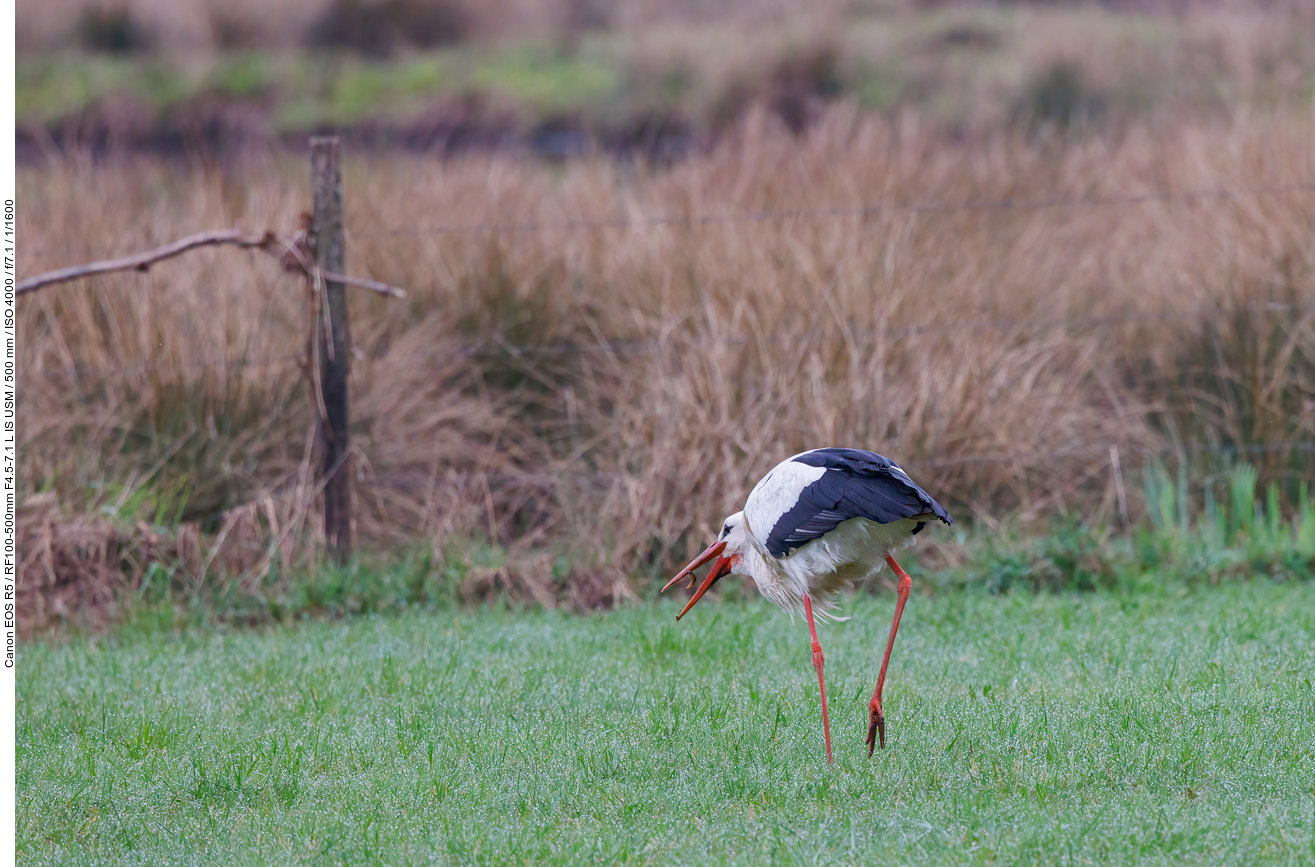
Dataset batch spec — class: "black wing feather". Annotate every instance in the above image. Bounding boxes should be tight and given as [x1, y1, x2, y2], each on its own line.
[764, 448, 952, 558]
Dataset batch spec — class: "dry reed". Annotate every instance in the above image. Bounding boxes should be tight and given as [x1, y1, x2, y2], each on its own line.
[17, 108, 1315, 604]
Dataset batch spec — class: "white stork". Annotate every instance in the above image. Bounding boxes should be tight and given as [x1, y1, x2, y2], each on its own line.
[661, 447, 952, 762]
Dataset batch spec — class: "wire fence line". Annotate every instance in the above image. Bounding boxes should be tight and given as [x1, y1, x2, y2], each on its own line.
[352, 442, 1315, 499]
[353, 180, 1315, 239]
[23, 180, 1315, 261]
[904, 441, 1315, 471]
[178, 437, 1315, 528]
[352, 442, 1315, 487]
[23, 300, 1315, 384]
[24, 352, 305, 383]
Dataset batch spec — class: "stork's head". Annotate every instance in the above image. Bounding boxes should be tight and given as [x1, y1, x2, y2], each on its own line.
[661, 512, 751, 620]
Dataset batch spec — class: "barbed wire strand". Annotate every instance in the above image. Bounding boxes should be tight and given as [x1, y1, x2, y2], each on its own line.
[22, 300, 1314, 383]
[353, 181, 1315, 239]
[904, 441, 1315, 470]
[23, 180, 1315, 260]
[362, 442, 1315, 490]
[178, 439, 1314, 527]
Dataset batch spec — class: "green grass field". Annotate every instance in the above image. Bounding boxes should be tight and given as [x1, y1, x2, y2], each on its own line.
[18, 580, 1315, 865]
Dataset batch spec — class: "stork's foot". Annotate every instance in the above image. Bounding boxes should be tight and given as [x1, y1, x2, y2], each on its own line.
[866, 702, 886, 756]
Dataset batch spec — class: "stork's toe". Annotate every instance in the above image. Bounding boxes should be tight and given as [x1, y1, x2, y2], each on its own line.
[866, 704, 885, 756]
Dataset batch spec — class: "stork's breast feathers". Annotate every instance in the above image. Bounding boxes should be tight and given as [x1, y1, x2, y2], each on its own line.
[745, 448, 952, 559]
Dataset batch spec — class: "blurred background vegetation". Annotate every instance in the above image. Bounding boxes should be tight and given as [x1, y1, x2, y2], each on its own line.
[17, 0, 1315, 155]
[15, 0, 1315, 630]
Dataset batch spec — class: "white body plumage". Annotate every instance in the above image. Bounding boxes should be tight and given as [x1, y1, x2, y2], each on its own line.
[673, 448, 947, 619]
[725, 510, 925, 620]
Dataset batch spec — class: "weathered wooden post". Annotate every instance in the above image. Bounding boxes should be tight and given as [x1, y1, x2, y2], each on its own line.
[310, 137, 353, 562]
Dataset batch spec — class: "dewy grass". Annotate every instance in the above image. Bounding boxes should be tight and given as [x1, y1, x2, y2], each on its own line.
[18, 581, 1315, 865]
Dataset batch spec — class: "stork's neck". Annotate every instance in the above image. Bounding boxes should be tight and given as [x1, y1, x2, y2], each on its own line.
[731, 520, 808, 616]
[735, 524, 783, 583]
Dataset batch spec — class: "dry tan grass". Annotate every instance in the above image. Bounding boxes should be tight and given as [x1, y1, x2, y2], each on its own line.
[17, 108, 1315, 604]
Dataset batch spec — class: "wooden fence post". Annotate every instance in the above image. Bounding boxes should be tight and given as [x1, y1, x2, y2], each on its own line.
[311, 137, 353, 563]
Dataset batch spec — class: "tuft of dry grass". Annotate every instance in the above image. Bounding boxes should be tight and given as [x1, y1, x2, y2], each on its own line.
[17, 109, 1315, 611]
[16, 492, 195, 633]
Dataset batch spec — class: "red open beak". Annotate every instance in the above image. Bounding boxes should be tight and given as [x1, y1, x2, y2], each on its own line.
[661, 540, 732, 620]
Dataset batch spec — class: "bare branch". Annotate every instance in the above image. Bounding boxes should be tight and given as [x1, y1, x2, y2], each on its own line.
[17, 230, 276, 294]
[16, 228, 408, 299]
[323, 271, 407, 299]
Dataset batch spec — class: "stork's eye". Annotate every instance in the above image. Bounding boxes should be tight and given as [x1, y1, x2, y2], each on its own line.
[721, 524, 731, 539]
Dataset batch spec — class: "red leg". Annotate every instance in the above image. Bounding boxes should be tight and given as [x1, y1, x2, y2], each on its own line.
[802, 595, 834, 764]
[867, 555, 912, 756]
